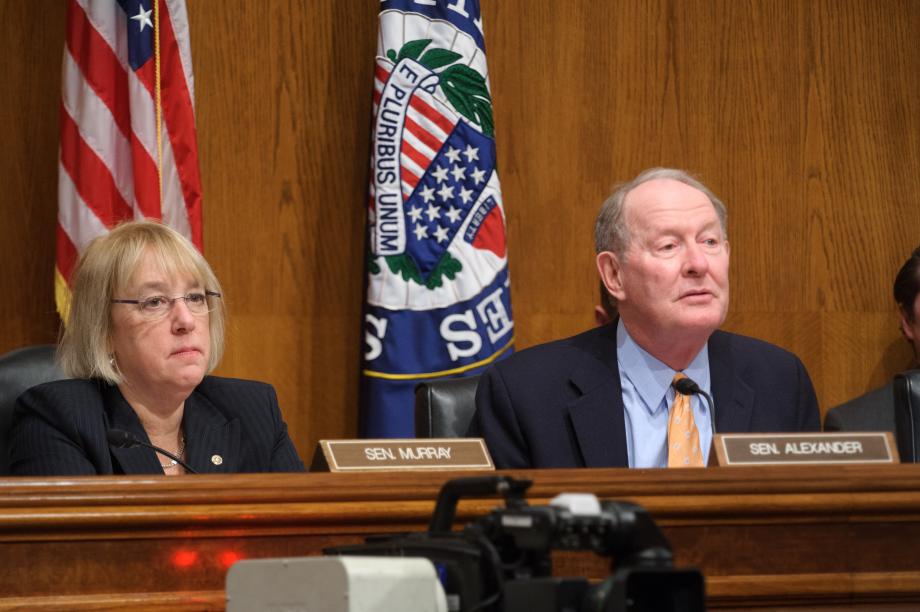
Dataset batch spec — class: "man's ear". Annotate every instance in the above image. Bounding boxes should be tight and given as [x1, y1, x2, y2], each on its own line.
[596, 251, 625, 301]
[899, 306, 915, 342]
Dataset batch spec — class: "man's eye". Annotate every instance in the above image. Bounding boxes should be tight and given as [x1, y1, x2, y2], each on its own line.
[186, 293, 206, 305]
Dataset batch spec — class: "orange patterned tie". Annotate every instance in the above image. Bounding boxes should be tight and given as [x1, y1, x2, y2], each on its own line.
[668, 373, 704, 467]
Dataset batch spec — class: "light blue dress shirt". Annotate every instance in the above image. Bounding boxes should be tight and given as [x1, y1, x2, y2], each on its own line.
[616, 319, 713, 468]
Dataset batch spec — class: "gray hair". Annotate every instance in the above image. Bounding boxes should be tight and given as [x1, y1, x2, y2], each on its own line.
[594, 167, 728, 256]
[58, 220, 226, 384]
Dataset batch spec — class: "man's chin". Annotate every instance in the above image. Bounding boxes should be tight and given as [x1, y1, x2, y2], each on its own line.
[675, 310, 725, 335]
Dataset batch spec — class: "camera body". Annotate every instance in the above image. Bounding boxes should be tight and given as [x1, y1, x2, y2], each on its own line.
[327, 476, 705, 612]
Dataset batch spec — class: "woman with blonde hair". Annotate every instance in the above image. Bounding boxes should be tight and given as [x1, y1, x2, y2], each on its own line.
[11, 221, 303, 475]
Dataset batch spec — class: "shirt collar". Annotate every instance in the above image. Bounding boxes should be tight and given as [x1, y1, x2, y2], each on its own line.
[616, 318, 711, 415]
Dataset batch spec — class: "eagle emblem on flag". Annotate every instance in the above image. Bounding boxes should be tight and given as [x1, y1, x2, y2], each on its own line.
[369, 37, 505, 291]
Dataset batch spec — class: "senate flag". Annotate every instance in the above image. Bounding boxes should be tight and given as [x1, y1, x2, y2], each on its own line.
[361, 0, 514, 437]
[56, 0, 203, 322]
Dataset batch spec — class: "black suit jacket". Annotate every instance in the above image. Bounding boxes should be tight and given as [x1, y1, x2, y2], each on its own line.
[469, 324, 820, 468]
[10, 376, 305, 476]
[823, 383, 895, 432]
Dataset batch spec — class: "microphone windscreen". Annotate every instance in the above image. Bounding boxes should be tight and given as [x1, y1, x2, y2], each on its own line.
[106, 429, 135, 448]
[674, 377, 701, 395]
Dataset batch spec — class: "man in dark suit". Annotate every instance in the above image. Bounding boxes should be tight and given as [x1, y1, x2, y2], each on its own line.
[469, 168, 820, 469]
[824, 247, 920, 432]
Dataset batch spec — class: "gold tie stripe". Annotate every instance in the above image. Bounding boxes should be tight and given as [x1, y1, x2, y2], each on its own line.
[667, 373, 704, 467]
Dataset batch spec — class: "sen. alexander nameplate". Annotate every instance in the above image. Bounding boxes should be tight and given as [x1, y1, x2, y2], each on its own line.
[710, 432, 899, 466]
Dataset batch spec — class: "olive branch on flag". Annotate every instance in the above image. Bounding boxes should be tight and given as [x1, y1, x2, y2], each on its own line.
[384, 249, 463, 290]
[386, 39, 494, 137]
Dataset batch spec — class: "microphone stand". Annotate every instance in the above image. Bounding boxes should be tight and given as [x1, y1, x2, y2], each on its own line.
[107, 429, 198, 474]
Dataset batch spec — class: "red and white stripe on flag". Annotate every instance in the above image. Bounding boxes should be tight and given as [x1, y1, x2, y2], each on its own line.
[56, 0, 203, 322]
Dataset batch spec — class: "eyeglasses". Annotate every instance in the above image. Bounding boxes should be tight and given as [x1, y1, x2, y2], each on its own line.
[111, 291, 221, 318]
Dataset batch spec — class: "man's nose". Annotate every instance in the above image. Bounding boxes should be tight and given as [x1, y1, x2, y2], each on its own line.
[683, 243, 710, 276]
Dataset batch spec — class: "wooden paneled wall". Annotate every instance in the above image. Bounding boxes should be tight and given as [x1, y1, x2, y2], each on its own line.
[2, 1, 919, 460]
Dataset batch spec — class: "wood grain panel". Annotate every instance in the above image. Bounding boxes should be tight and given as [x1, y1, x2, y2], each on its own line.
[0, 1, 66, 351]
[2, 1, 920, 456]
[187, 1, 378, 454]
[1, 466, 920, 609]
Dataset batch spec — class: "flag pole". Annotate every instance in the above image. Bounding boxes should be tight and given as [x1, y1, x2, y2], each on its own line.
[153, 0, 163, 210]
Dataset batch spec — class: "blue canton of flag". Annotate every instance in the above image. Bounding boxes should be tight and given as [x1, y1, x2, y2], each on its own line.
[361, 0, 514, 438]
[116, 0, 154, 69]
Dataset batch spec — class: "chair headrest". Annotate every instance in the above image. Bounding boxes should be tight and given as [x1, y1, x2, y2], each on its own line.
[0, 345, 64, 398]
[893, 369, 920, 462]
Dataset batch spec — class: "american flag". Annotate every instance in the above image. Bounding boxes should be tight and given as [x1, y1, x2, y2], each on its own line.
[56, 0, 203, 320]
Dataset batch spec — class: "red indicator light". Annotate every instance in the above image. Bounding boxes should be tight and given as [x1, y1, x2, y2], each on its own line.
[219, 550, 244, 569]
[171, 549, 199, 568]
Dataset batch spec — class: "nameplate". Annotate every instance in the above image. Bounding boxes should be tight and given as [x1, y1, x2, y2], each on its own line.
[710, 432, 899, 466]
[309, 438, 494, 472]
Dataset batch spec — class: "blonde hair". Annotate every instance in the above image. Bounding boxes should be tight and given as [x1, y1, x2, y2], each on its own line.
[58, 220, 225, 383]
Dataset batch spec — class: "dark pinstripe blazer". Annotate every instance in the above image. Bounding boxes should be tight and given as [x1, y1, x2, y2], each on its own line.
[9, 376, 305, 476]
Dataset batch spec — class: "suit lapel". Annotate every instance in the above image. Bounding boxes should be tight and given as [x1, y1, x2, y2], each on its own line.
[565, 324, 629, 467]
[103, 385, 162, 475]
[565, 327, 757, 464]
[708, 331, 755, 432]
[182, 390, 240, 474]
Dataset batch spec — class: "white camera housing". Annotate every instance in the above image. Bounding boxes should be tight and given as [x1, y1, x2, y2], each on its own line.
[226, 555, 448, 612]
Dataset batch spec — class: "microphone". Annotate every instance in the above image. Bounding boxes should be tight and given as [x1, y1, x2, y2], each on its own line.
[106, 429, 198, 474]
[673, 376, 717, 435]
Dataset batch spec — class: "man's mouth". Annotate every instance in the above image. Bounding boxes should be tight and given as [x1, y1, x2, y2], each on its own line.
[679, 289, 714, 300]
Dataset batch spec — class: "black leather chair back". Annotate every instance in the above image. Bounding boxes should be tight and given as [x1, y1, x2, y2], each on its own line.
[893, 369, 920, 463]
[414, 375, 480, 438]
[0, 345, 66, 475]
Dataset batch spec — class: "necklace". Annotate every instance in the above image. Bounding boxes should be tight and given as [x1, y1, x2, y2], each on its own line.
[159, 435, 186, 470]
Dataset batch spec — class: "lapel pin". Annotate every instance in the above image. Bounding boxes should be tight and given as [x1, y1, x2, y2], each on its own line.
[211, 454, 223, 466]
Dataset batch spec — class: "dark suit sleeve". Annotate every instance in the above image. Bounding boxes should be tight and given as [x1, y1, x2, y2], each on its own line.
[10, 386, 100, 476]
[821, 384, 895, 432]
[468, 364, 532, 469]
[794, 356, 821, 432]
[264, 385, 305, 472]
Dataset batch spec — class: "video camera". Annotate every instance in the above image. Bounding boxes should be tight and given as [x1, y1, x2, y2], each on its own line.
[327, 475, 705, 612]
